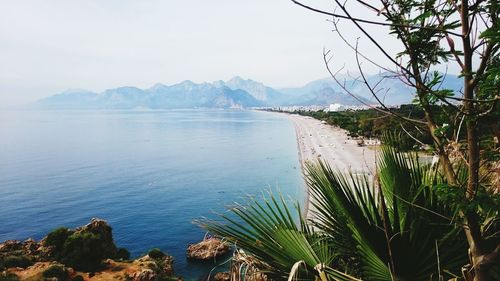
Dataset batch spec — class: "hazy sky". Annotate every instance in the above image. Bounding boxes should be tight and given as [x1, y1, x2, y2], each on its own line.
[0, 0, 457, 105]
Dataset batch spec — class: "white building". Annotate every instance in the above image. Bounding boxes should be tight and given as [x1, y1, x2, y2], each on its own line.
[327, 103, 346, 112]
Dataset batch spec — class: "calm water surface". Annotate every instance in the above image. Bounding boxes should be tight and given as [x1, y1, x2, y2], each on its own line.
[0, 109, 304, 280]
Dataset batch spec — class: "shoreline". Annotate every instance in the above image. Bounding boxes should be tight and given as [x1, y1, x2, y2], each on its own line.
[285, 113, 377, 219]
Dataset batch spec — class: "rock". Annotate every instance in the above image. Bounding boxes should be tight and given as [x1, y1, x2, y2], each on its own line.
[74, 218, 115, 249]
[22, 239, 41, 256]
[158, 255, 174, 276]
[214, 271, 231, 281]
[0, 240, 23, 253]
[186, 238, 230, 260]
[134, 254, 174, 276]
[132, 269, 157, 281]
[0, 238, 44, 261]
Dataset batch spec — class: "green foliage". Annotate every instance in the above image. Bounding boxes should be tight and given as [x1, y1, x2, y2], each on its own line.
[2, 255, 32, 269]
[306, 151, 467, 280]
[115, 248, 131, 260]
[43, 265, 69, 281]
[297, 102, 499, 153]
[148, 248, 166, 259]
[199, 194, 359, 281]
[45, 227, 74, 258]
[60, 232, 108, 272]
[436, 184, 500, 219]
[44, 224, 127, 272]
[297, 105, 434, 151]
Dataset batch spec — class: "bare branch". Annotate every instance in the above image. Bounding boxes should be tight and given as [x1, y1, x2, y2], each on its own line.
[322, 48, 427, 125]
[353, 40, 426, 125]
[400, 123, 427, 146]
[327, 18, 397, 74]
[290, 0, 464, 37]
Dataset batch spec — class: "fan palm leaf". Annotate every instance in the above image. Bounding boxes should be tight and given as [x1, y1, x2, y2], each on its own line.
[198, 194, 359, 281]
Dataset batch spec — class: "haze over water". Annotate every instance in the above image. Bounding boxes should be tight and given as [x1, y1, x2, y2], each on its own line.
[0, 109, 304, 280]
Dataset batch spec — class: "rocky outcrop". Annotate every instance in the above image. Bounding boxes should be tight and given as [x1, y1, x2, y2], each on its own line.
[0, 238, 47, 262]
[0, 238, 43, 256]
[1, 219, 179, 281]
[186, 238, 230, 260]
[74, 218, 115, 247]
[134, 254, 174, 277]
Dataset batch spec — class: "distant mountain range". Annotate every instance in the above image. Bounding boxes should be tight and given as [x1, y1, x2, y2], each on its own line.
[32, 73, 463, 109]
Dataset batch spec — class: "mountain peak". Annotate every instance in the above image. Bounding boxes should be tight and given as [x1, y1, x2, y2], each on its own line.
[150, 83, 168, 89]
[179, 80, 195, 86]
[227, 76, 257, 85]
[228, 76, 245, 82]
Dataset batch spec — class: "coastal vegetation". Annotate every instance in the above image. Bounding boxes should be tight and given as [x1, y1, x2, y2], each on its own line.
[295, 104, 499, 153]
[43, 223, 124, 272]
[0, 219, 178, 281]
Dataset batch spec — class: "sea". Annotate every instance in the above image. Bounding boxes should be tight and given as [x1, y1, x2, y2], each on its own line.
[0, 109, 305, 280]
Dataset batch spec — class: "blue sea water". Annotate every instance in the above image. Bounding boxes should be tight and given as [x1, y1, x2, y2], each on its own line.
[0, 109, 304, 280]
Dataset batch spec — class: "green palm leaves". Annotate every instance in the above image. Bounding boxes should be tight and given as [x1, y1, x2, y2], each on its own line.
[200, 145, 468, 281]
[199, 194, 358, 280]
[307, 147, 467, 280]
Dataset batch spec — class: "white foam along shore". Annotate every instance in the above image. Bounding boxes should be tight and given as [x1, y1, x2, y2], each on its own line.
[286, 113, 377, 218]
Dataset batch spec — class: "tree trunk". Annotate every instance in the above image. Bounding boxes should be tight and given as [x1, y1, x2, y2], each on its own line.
[460, 1, 489, 279]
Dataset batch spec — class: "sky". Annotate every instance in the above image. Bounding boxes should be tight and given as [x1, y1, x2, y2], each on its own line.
[0, 0, 459, 106]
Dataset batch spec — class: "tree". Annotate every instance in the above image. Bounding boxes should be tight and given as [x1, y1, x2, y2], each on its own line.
[291, 0, 499, 280]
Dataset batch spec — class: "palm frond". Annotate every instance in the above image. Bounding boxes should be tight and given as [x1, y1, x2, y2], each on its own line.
[197, 194, 360, 280]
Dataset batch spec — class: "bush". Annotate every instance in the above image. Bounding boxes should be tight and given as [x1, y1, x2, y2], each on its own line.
[43, 265, 69, 281]
[45, 228, 74, 258]
[147, 248, 166, 259]
[2, 255, 33, 269]
[115, 248, 130, 260]
[44, 223, 129, 272]
[60, 232, 106, 272]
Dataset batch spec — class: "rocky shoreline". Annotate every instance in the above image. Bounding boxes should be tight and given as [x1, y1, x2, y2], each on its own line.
[1, 219, 230, 281]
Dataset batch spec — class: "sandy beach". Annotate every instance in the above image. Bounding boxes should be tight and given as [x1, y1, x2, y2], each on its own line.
[286, 113, 377, 217]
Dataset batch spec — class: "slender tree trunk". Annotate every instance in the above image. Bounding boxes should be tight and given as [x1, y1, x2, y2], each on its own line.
[460, 1, 489, 280]
[409, 59, 457, 185]
[424, 113, 458, 184]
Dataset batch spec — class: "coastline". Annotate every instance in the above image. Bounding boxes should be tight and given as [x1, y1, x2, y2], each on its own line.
[285, 113, 377, 219]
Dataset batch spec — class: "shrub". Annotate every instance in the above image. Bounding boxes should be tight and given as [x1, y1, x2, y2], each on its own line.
[115, 248, 130, 260]
[44, 223, 128, 272]
[2, 255, 33, 269]
[60, 232, 106, 272]
[45, 228, 74, 258]
[147, 248, 165, 259]
[43, 265, 68, 281]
